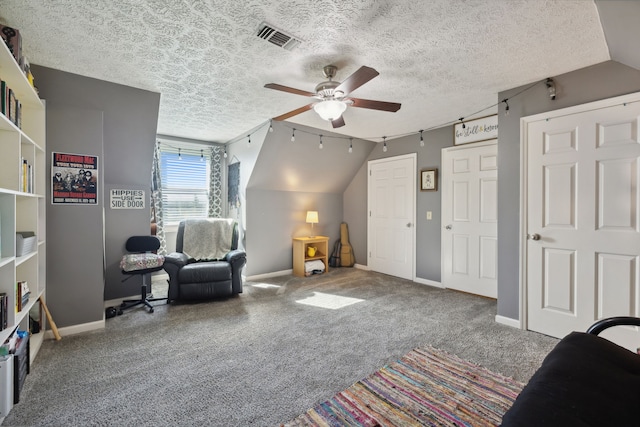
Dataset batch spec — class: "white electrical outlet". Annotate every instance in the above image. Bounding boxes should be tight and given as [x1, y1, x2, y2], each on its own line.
[426, 211, 432, 220]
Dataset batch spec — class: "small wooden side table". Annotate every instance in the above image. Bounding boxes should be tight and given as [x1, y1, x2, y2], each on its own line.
[292, 236, 329, 277]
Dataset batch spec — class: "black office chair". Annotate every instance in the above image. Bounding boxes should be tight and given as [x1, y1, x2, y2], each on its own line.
[119, 236, 167, 314]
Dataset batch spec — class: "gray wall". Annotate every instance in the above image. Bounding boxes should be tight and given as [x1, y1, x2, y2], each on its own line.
[246, 189, 343, 274]
[46, 108, 104, 328]
[33, 65, 160, 327]
[496, 60, 640, 320]
[344, 125, 453, 282]
[596, 0, 640, 70]
[244, 121, 375, 276]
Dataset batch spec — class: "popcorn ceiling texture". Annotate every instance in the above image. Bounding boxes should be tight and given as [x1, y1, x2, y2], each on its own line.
[0, 0, 609, 142]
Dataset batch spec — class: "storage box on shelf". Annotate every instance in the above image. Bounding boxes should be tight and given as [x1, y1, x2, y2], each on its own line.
[12, 331, 29, 404]
[15, 232, 36, 257]
[0, 31, 46, 367]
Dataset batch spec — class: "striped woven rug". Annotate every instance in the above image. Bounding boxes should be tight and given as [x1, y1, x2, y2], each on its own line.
[284, 346, 524, 427]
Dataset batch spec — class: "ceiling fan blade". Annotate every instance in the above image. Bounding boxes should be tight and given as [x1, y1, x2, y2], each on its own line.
[272, 104, 314, 121]
[334, 66, 379, 95]
[331, 116, 346, 128]
[264, 83, 316, 97]
[350, 97, 401, 112]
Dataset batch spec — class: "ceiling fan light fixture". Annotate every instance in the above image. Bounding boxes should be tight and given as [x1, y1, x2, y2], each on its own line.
[313, 100, 347, 121]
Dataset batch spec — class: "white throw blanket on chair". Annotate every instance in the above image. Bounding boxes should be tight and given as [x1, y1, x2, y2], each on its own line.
[182, 218, 234, 261]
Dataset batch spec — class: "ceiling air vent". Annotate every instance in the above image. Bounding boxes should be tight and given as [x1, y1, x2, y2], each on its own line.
[256, 22, 302, 51]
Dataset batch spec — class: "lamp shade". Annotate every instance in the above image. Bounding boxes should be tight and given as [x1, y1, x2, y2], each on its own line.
[313, 100, 347, 121]
[306, 211, 319, 224]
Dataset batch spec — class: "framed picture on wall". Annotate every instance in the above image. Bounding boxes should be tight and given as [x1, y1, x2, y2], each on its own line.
[420, 168, 437, 191]
[454, 114, 498, 145]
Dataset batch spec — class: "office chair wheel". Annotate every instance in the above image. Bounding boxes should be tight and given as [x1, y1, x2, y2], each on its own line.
[149, 307, 154, 313]
[105, 306, 118, 319]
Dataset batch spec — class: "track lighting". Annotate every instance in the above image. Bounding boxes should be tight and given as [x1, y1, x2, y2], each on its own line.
[546, 78, 556, 100]
[223, 148, 227, 159]
[248, 135, 251, 144]
[200, 149, 204, 161]
[262, 76, 548, 153]
[178, 148, 182, 160]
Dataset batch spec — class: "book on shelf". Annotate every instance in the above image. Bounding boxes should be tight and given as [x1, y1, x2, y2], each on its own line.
[8, 88, 15, 125]
[19, 158, 33, 194]
[21, 282, 30, 309]
[15, 281, 29, 313]
[0, 80, 6, 116]
[28, 163, 32, 193]
[15, 98, 21, 128]
[20, 159, 26, 193]
[15, 282, 19, 313]
[0, 79, 22, 128]
[0, 293, 6, 331]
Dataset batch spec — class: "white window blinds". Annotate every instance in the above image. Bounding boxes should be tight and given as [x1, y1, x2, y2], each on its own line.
[159, 142, 210, 224]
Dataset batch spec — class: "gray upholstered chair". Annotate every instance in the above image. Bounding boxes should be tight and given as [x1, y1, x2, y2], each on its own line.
[163, 219, 246, 301]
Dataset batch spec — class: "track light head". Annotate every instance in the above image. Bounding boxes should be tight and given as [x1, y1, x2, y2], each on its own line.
[546, 78, 556, 100]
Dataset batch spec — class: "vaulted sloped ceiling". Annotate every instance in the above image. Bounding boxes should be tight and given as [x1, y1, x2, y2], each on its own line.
[595, 0, 640, 71]
[0, 1, 612, 143]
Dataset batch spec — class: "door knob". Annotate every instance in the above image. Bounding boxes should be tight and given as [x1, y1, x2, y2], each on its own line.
[528, 233, 541, 241]
[406, 222, 412, 228]
[445, 225, 452, 230]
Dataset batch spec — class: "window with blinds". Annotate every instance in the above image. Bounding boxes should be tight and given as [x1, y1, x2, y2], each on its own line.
[159, 143, 210, 224]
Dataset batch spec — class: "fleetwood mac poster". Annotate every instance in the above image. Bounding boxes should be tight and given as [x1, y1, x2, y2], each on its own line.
[51, 152, 99, 205]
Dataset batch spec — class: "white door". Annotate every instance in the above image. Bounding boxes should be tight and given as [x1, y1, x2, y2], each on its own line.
[368, 154, 416, 280]
[524, 94, 640, 351]
[441, 141, 498, 298]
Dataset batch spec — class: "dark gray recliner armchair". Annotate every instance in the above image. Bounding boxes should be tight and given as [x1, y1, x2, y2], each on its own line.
[163, 219, 246, 301]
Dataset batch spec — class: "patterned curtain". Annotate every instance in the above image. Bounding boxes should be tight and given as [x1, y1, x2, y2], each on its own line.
[208, 145, 223, 217]
[151, 140, 167, 254]
[228, 162, 240, 210]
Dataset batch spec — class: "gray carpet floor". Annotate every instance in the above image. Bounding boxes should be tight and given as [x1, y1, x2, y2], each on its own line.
[1, 268, 559, 426]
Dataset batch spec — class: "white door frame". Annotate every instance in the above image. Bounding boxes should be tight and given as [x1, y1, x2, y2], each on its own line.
[367, 153, 417, 280]
[519, 91, 640, 331]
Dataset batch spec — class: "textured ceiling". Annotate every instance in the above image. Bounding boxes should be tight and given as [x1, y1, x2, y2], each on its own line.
[0, 0, 609, 143]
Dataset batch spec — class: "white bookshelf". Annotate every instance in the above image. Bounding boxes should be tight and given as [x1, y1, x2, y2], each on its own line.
[0, 38, 46, 363]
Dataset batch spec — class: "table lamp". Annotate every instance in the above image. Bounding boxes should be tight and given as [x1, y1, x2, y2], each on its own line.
[306, 211, 318, 237]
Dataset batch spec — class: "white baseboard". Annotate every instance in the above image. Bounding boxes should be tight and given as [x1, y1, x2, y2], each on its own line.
[246, 269, 292, 281]
[354, 263, 368, 270]
[44, 319, 105, 339]
[495, 315, 521, 329]
[414, 277, 444, 288]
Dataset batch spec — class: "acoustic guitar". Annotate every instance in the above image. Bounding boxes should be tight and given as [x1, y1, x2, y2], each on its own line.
[340, 222, 355, 267]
